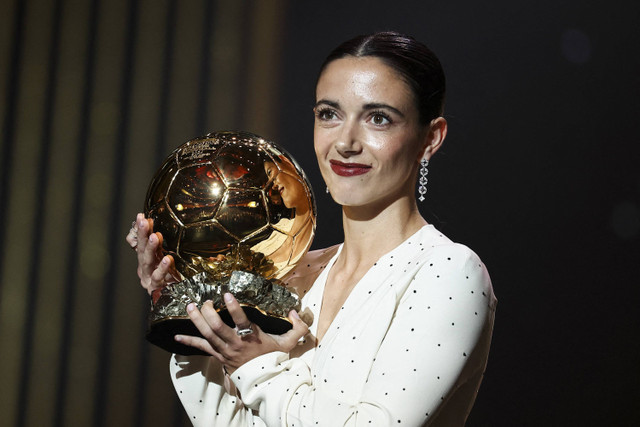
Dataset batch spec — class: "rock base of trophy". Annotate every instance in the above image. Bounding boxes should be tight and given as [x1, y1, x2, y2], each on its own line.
[146, 305, 294, 356]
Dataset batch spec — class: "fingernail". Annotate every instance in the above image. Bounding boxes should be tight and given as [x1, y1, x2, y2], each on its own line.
[174, 335, 182, 342]
[224, 293, 233, 303]
[148, 234, 155, 243]
[187, 303, 195, 313]
[291, 310, 300, 320]
[162, 256, 169, 265]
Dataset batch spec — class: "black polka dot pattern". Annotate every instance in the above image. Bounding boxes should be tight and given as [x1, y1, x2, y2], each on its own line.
[168, 225, 496, 426]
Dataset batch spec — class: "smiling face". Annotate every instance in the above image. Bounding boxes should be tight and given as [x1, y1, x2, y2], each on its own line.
[314, 56, 440, 209]
[264, 160, 308, 214]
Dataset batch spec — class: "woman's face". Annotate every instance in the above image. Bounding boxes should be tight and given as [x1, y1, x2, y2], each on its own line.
[265, 161, 307, 211]
[314, 56, 434, 208]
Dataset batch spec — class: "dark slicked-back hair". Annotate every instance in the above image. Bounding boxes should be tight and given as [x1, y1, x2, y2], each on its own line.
[317, 31, 446, 125]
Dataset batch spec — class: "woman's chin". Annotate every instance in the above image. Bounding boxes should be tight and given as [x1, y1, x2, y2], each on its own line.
[328, 191, 362, 207]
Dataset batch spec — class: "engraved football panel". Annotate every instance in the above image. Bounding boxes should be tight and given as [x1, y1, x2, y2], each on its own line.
[147, 201, 182, 253]
[180, 221, 237, 259]
[213, 142, 271, 189]
[167, 164, 226, 224]
[145, 160, 179, 211]
[215, 189, 268, 239]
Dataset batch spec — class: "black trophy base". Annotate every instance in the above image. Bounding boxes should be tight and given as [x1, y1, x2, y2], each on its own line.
[146, 306, 294, 356]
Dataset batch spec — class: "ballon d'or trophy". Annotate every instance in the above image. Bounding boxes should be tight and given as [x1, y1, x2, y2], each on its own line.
[144, 131, 316, 355]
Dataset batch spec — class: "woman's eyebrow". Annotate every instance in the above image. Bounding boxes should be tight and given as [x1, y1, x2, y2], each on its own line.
[314, 99, 340, 109]
[363, 102, 405, 117]
[314, 100, 405, 118]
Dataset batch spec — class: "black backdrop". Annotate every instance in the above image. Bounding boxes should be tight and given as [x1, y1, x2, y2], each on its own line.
[277, 2, 640, 425]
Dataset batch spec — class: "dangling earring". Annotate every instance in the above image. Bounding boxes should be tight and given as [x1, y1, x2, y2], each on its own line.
[418, 158, 428, 202]
[326, 186, 330, 194]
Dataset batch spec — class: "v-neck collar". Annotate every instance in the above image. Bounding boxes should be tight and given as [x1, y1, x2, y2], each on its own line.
[306, 224, 435, 347]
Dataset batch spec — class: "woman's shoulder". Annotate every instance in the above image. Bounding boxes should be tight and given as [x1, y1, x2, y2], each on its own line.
[430, 240, 482, 262]
[284, 245, 340, 297]
[412, 235, 496, 306]
[419, 226, 485, 264]
[419, 238, 489, 280]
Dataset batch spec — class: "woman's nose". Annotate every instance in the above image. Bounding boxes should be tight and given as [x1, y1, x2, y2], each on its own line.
[335, 119, 362, 157]
[272, 176, 281, 190]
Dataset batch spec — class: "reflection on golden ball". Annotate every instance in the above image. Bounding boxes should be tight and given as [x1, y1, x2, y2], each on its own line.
[144, 131, 317, 355]
[145, 131, 316, 282]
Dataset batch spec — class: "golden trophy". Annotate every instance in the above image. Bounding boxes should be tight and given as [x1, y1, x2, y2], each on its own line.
[144, 131, 316, 355]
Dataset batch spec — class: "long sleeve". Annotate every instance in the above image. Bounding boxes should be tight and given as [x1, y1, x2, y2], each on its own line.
[170, 354, 266, 426]
[231, 239, 496, 426]
[359, 244, 495, 425]
[170, 225, 496, 426]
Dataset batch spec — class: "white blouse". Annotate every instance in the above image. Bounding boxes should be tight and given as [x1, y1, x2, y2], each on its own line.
[170, 225, 497, 426]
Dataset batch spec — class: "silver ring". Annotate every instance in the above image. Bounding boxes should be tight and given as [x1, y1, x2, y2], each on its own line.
[236, 324, 254, 337]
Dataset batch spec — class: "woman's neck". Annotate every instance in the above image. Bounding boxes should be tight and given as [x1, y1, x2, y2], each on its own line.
[338, 196, 427, 268]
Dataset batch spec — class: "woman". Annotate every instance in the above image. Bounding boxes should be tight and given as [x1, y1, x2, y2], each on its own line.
[128, 31, 496, 426]
[251, 156, 315, 272]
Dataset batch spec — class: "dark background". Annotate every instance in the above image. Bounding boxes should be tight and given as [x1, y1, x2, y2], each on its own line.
[278, 2, 640, 426]
[0, 0, 638, 426]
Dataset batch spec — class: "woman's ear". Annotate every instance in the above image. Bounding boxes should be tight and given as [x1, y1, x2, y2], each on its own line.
[420, 117, 447, 160]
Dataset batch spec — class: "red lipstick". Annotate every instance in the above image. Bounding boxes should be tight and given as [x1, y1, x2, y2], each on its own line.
[330, 160, 371, 177]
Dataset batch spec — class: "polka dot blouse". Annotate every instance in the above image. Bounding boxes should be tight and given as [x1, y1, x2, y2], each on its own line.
[170, 225, 497, 426]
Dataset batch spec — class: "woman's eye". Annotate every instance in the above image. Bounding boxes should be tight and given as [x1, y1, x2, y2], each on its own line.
[316, 108, 337, 121]
[370, 113, 390, 126]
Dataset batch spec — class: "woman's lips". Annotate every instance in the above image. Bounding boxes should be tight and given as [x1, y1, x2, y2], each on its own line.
[329, 160, 371, 177]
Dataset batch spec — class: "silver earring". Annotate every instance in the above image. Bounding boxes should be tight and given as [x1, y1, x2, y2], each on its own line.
[418, 159, 428, 202]
[326, 186, 329, 194]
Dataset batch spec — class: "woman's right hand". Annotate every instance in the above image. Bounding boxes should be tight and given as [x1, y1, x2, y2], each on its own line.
[127, 213, 180, 295]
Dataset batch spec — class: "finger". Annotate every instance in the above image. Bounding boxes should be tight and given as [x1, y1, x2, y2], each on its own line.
[223, 293, 253, 330]
[135, 215, 151, 256]
[200, 300, 242, 342]
[148, 255, 174, 293]
[187, 302, 229, 348]
[174, 334, 225, 361]
[277, 310, 309, 349]
[139, 231, 163, 279]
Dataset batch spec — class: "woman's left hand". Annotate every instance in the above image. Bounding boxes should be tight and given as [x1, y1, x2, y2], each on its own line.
[175, 293, 308, 374]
